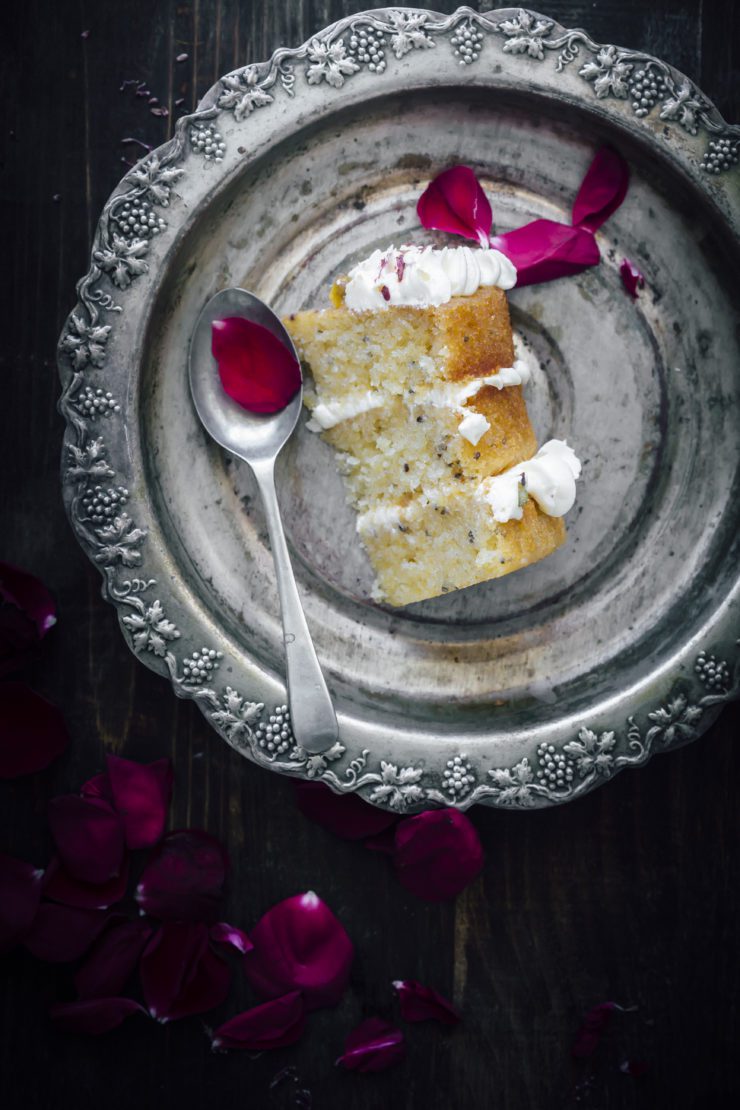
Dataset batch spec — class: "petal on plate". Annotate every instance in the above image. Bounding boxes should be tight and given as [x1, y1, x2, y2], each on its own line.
[23, 903, 108, 963]
[212, 991, 306, 1051]
[571, 1001, 618, 1058]
[212, 317, 301, 414]
[491, 220, 600, 288]
[336, 1017, 406, 1073]
[49, 997, 145, 1036]
[48, 795, 126, 885]
[243, 891, 353, 1011]
[417, 165, 493, 248]
[0, 682, 70, 779]
[140, 921, 231, 1022]
[571, 147, 630, 233]
[619, 258, 645, 299]
[43, 853, 130, 910]
[392, 810, 484, 902]
[293, 782, 398, 841]
[135, 829, 228, 923]
[106, 754, 173, 849]
[74, 918, 153, 999]
[210, 921, 253, 955]
[392, 979, 460, 1025]
[0, 852, 44, 953]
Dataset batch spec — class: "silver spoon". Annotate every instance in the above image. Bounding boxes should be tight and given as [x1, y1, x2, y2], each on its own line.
[189, 288, 338, 755]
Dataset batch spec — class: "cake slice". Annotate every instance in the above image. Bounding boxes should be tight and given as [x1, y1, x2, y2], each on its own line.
[283, 243, 580, 606]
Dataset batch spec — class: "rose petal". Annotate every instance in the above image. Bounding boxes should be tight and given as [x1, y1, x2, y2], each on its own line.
[0, 682, 70, 778]
[293, 782, 399, 841]
[392, 979, 460, 1025]
[212, 991, 306, 1051]
[363, 827, 397, 855]
[243, 891, 353, 1011]
[135, 829, 228, 922]
[210, 921, 253, 955]
[75, 919, 153, 999]
[81, 772, 115, 803]
[212, 317, 301, 414]
[0, 853, 44, 952]
[106, 754, 173, 849]
[43, 854, 130, 910]
[571, 1001, 618, 1058]
[140, 921, 231, 1022]
[49, 997, 145, 1035]
[392, 810, 484, 902]
[619, 258, 645, 299]
[0, 563, 56, 637]
[336, 1017, 406, 1073]
[417, 165, 493, 248]
[23, 903, 108, 962]
[491, 220, 600, 287]
[48, 795, 126, 885]
[571, 147, 630, 233]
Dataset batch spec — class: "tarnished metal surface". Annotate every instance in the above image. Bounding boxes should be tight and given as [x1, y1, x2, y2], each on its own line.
[58, 8, 740, 811]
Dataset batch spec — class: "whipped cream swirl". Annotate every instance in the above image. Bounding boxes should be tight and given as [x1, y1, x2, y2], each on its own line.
[476, 440, 582, 523]
[343, 243, 517, 312]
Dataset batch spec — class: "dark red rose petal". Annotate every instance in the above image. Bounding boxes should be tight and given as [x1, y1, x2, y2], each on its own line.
[571, 147, 630, 233]
[336, 1017, 406, 1073]
[106, 754, 173, 849]
[0, 562, 56, 639]
[48, 795, 125, 885]
[135, 829, 228, 923]
[393, 810, 484, 902]
[571, 1001, 618, 1058]
[0, 682, 70, 779]
[0, 852, 44, 953]
[140, 921, 231, 1022]
[81, 772, 115, 803]
[212, 317, 301, 414]
[74, 919, 153, 999]
[491, 220, 600, 287]
[293, 782, 399, 841]
[210, 921, 253, 955]
[393, 979, 460, 1025]
[43, 854, 130, 910]
[212, 991, 306, 1051]
[23, 903, 108, 963]
[243, 891, 353, 1011]
[49, 997, 145, 1036]
[417, 165, 493, 247]
[620, 258, 645, 299]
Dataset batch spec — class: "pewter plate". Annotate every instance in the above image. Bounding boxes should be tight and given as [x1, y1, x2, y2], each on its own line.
[58, 7, 740, 812]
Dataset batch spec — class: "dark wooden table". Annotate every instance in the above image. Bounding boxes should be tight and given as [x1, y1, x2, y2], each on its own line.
[2, 3, 739, 1108]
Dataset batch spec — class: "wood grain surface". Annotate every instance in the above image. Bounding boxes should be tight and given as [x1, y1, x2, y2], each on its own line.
[1, 2, 738, 1108]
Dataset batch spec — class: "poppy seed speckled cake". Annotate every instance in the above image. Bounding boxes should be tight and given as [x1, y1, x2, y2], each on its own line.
[284, 242, 581, 606]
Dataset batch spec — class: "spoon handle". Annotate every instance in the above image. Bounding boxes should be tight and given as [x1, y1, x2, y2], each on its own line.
[252, 458, 339, 755]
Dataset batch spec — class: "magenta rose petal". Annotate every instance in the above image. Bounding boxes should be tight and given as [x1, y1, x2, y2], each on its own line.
[336, 1017, 406, 1073]
[106, 754, 173, 849]
[75, 919, 153, 999]
[48, 795, 125, 885]
[43, 854, 130, 910]
[417, 165, 493, 247]
[293, 782, 399, 841]
[619, 258, 645, 299]
[0, 682, 70, 779]
[392, 979, 460, 1025]
[392, 810, 484, 902]
[571, 1001, 619, 1058]
[49, 997, 145, 1036]
[571, 147, 630, 233]
[81, 772, 114, 803]
[243, 891, 353, 1011]
[210, 922, 253, 955]
[212, 991, 306, 1051]
[0, 853, 44, 953]
[0, 561, 56, 652]
[140, 921, 231, 1022]
[23, 903, 108, 963]
[491, 220, 600, 287]
[135, 829, 228, 922]
[212, 317, 301, 414]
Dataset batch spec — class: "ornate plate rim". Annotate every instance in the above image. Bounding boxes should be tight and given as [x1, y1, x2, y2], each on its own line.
[57, 5, 740, 813]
